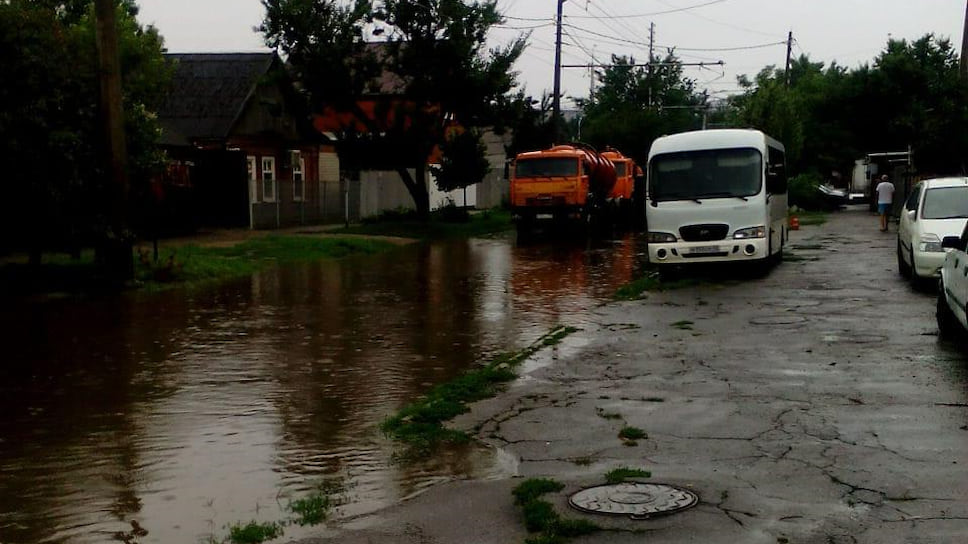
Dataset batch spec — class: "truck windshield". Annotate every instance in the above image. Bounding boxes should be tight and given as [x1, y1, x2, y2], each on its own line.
[921, 186, 968, 219]
[613, 162, 627, 176]
[650, 148, 762, 201]
[515, 157, 578, 178]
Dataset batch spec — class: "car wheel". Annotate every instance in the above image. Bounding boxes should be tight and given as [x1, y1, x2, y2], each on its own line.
[897, 241, 911, 278]
[937, 287, 962, 338]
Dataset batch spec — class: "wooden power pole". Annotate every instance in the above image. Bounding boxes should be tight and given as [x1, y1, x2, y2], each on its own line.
[553, 0, 566, 141]
[961, 0, 968, 79]
[94, 0, 133, 280]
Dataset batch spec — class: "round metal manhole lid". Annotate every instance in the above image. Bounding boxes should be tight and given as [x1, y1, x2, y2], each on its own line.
[568, 483, 699, 519]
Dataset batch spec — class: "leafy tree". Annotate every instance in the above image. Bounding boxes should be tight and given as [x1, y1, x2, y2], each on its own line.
[0, 0, 169, 261]
[730, 34, 968, 178]
[578, 52, 708, 166]
[261, 0, 526, 218]
[430, 128, 490, 194]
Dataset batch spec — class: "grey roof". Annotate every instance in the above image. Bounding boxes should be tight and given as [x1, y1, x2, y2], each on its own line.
[158, 53, 277, 147]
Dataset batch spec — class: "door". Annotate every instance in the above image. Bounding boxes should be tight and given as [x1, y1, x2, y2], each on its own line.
[898, 183, 922, 262]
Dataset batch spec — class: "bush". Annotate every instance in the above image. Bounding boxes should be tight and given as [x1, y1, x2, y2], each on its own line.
[788, 172, 826, 210]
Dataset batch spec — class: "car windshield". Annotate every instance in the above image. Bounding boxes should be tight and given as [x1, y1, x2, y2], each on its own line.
[649, 148, 762, 201]
[921, 186, 968, 219]
[515, 157, 578, 178]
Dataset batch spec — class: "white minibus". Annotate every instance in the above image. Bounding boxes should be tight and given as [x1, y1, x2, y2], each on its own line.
[646, 129, 787, 268]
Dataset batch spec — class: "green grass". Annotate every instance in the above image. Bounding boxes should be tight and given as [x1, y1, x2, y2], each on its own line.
[795, 210, 828, 226]
[0, 235, 400, 296]
[604, 467, 652, 484]
[337, 208, 513, 240]
[287, 480, 344, 526]
[618, 426, 647, 441]
[614, 270, 704, 300]
[381, 326, 578, 456]
[226, 521, 283, 544]
[137, 235, 397, 290]
[512, 479, 599, 544]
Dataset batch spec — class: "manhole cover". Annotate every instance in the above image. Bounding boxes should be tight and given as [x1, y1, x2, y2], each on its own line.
[568, 483, 699, 519]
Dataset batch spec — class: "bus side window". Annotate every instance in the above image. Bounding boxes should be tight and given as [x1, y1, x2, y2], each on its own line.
[767, 146, 787, 194]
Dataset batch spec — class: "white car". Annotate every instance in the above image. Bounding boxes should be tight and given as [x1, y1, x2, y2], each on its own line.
[897, 177, 968, 284]
[937, 222, 968, 337]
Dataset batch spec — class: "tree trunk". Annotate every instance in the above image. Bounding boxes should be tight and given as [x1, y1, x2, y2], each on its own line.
[396, 166, 430, 219]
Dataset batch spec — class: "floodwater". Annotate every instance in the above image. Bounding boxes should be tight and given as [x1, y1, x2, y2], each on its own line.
[0, 231, 647, 544]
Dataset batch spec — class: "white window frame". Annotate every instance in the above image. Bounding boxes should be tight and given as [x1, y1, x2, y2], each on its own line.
[292, 153, 305, 202]
[262, 156, 276, 202]
[247, 156, 258, 203]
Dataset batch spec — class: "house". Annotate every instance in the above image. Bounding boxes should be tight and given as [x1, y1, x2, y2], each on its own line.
[157, 52, 341, 230]
[310, 43, 510, 221]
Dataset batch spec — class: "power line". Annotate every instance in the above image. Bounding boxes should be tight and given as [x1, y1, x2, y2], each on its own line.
[503, 0, 728, 21]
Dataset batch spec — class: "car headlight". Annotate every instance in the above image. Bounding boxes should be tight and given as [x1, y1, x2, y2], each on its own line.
[647, 231, 677, 243]
[733, 226, 766, 239]
[918, 233, 943, 253]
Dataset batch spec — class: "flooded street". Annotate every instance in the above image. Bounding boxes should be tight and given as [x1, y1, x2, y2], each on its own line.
[0, 231, 646, 544]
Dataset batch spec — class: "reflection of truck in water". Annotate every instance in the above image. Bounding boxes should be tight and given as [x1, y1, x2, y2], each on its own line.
[509, 143, 622, 233]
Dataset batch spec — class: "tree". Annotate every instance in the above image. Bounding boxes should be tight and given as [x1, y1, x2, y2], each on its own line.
[430, 128, 490, 195]
[261, 0, 526, 218]
[578, 52, 708, 166]
[730, 34, 968, 178]
[0, 0, 169, 263]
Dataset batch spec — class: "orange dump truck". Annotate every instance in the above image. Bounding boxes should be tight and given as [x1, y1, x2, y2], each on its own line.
[510, 143, 617, 230]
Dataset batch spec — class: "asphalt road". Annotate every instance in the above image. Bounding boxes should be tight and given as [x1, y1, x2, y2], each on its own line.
[297, 206, 968, 544]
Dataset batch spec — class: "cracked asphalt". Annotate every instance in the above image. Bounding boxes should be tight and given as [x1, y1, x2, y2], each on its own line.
[296, 207, 968, 544]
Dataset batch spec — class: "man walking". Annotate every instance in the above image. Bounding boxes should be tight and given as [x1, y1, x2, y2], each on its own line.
[875, 174, 895, 232]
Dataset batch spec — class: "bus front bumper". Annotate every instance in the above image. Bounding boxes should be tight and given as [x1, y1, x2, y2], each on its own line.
[648, 239, 769, 264]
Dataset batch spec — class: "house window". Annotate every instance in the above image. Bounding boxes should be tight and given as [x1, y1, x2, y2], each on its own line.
[262, 156, 276, 202]
[247, 156, 258, 202]
[292, 152, 304, 202]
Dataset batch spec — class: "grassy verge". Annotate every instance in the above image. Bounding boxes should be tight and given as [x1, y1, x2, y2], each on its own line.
[381, 325, 578, 456]
[793, 210, 828, 226]
[206, 479, 345, 543]
[136, 235, 397, 290]
[336, 208, 513, 240]
[613, 269, 704, 300]
[0, 235, 399, 296]
[512, 478, 599, 544]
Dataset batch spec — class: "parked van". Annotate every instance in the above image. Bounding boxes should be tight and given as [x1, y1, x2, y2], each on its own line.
[646, 129, 787, 269]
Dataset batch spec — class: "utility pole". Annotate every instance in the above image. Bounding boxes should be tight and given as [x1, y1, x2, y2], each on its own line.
[784, 31, 793, 86]
[648, 22, 655, 108]
[961, 0, 968, 79]
[94, 0, 132, 280]
[553, 0, 566, 141]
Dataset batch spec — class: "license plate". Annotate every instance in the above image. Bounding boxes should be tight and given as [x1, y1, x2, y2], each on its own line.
[688, 245, 720, 254]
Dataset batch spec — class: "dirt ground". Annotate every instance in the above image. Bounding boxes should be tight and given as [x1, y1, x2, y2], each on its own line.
[295, 206, 968, 544]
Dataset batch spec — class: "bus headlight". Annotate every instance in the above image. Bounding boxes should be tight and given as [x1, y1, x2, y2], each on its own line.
[919, 233, 943, 253]
[733, 226, 766, 239]
[647, 231, 677, 243]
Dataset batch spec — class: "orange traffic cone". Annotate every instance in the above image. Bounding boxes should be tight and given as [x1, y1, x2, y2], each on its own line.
[789, 215, 800, 230]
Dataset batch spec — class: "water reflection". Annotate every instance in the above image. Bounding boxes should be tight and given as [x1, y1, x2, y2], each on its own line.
[0, 232, 646, 543]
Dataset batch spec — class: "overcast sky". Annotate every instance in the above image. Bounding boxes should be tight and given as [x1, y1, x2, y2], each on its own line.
[136, 0, 967, 107]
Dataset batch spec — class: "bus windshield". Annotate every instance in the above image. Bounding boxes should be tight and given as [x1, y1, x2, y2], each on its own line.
[515, 157, 578, 178]
[650, 148, 762, 201]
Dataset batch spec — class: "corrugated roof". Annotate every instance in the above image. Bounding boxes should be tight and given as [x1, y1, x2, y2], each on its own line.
[157, 53, 276, 147]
